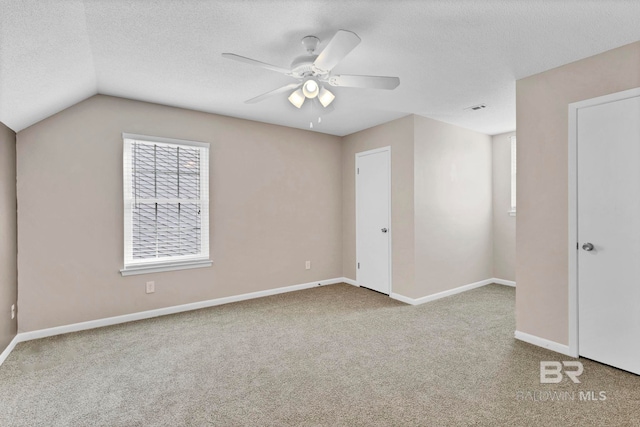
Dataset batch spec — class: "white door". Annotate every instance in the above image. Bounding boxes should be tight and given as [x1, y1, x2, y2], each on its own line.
[356, 147, 391, 294]
[577, 93, 640, 375]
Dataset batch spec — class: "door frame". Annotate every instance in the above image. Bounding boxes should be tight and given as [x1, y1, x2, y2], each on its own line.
[568, 86, 640, 358]
[355, 146, 392, 295]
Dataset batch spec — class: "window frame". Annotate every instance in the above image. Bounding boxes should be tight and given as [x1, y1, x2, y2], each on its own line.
[120, 133, 211, 276]
[509, 135, 517, 216]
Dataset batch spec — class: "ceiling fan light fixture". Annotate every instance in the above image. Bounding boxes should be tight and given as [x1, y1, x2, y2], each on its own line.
[302, 79, 319, 98]
[288, 88, 305, 108]
[318, 86, 335, 107]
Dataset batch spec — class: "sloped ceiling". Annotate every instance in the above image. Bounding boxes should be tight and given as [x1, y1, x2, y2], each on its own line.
[1, 0, 639, 136]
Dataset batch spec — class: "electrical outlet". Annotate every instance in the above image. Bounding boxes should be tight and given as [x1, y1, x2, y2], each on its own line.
[146, 281, 155, 294]
[305, 261, 311, 270]
[11, 304, 15, 320]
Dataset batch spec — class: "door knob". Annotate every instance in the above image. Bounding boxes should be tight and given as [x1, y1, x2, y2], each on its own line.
[582, 243, 594, 251]
[381, 228, 388, 233]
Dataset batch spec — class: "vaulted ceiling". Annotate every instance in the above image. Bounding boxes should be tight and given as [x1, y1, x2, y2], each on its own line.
[1, 1, 639, 136]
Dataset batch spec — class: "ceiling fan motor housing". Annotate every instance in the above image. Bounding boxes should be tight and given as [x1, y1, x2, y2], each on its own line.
[290, 55, 319, 77]
[301, 35, 320, 53]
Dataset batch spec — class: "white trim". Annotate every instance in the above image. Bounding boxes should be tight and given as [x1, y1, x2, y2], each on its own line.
[388, 292, 416, 305]
[355, 146, 392, 295]
[354, 146, 392, 157]
[122, 135, 210, 272]
[567, 87, 640, 359]
[1, 278, 353, 367]
[120, 258, 213, 276]
[514, 330, 572, 357]
[342, 277, 359, 287]
[568, 96, 579, 358]
[16, 278, 345, 343]
[0, 276, 512, 367]
[390, 278, 494, 305]
[122, 132, 210, 149]
[0, 335, 20, 366]
[510, 135, 517, 212]
[492, 278, 516, 287]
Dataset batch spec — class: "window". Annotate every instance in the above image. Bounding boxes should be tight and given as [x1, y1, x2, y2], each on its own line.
[121, 133, 211, 276]
[509, 135, 516, 216]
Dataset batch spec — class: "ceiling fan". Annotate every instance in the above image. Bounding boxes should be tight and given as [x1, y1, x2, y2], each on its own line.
[222, 30, 400, 110]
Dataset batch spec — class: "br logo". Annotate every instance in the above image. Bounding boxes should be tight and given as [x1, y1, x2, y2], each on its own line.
[540, 361, 584, 384]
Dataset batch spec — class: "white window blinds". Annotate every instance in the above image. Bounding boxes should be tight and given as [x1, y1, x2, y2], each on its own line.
[122, 134, 210, 273]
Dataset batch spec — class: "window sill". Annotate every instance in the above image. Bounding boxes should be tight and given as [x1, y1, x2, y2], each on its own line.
[120, 259, 212, 276]
[508, 210, 516, 217]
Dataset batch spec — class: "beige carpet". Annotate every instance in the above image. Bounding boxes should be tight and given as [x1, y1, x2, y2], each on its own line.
[0, 283, 638, 426]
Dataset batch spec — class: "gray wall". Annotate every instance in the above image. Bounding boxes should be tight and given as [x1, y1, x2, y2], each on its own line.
[516, 41, 640, 345]
[414, 115, 493, 298]
[492, 131, 516, 281]
[16, 95, 343, 332]
[0, 121, 17, 351]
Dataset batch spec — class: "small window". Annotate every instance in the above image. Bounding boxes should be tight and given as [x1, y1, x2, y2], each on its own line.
[509, 135, 516, 216]
[121, 133, 211, 276]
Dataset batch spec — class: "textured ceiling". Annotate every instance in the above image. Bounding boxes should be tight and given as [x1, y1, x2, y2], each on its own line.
[1, 1, 639, 136]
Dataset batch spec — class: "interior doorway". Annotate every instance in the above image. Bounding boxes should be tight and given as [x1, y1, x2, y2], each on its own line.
[568, 87, 640, 375]
[356, 146, 392, 295]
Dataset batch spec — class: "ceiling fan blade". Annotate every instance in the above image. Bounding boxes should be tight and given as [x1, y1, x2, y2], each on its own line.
[245, 83, 301, 104]
[313, 30, 361, 73]
[328, 74, 400, 90]
[222, 53, 291, 75]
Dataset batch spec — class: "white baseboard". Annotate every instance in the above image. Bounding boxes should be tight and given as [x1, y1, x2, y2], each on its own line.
[514, 330, 572, 356]
[0, 335, 20, 366]
[18, 277, 346, 343]
[0, 277, 347, 367]
[341, 277, 359, 287]
[492, 278, 516, 287]
[0, 275, 518, 368]
[388, 293, 415, 305]
[390, 278, 495, 305]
